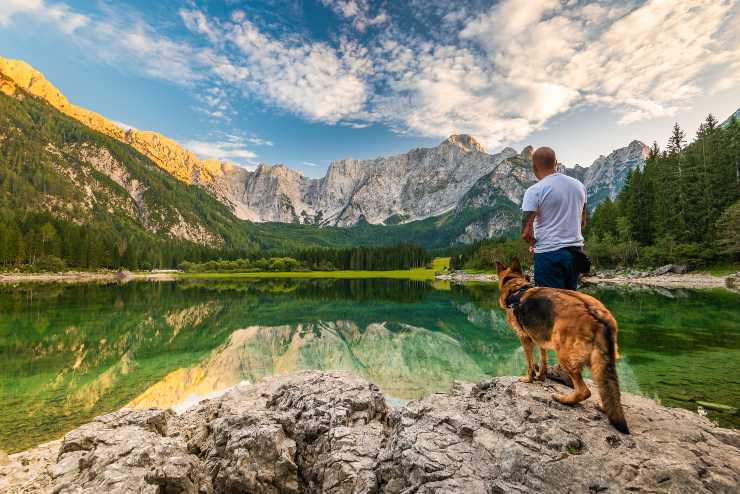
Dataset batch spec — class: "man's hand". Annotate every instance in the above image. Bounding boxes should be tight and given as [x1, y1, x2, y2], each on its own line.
[521, 211, 537, 245]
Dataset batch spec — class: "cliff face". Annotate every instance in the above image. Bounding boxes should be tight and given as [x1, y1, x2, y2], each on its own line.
[4, 371, 739, 493]
[563, 140, 650, 209]
[216, 135, 532, 226]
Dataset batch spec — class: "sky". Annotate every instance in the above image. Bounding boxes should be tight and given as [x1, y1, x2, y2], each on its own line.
[0, 0, 738, 177]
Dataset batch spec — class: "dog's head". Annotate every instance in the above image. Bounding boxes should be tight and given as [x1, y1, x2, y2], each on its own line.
[495, 258, 529, 308]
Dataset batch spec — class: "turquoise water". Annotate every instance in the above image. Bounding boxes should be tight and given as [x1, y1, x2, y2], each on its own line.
[0, 279, 738, 452]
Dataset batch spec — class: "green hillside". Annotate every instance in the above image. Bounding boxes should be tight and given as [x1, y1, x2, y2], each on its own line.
[0, 88, 523, 270]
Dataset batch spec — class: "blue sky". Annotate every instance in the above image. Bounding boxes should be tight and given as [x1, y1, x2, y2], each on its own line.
[1, 0, 738, 177]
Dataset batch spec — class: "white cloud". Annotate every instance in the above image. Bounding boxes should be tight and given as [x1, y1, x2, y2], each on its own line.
[319, 0, 389, 32]
[3, 0, 738, 150]
[458, 0, 740, 131]
[181, 137, 258, 164]
[112, 120, 136, 131]
[218, 14, 370, 123]
[0, 0, 88, 33]
[247, 137, 274, 147]
[302, 161, 318, 167]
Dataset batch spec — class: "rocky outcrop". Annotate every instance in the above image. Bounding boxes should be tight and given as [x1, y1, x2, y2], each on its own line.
[564, 140, 650, 209]
[726, 272, 740, 290]
[231, 135, 532, 226]
[4, 371, 738, 493]
[720, 108, 740, 128]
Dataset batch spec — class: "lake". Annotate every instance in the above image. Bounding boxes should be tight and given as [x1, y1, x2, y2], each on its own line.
[1, 278, 738, 453]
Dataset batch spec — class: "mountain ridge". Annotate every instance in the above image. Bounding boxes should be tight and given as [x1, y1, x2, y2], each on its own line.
[0, 55, 653, 252]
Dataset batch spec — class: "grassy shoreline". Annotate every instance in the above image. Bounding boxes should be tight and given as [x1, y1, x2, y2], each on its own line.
[179, 258, 452, 281]
[179, 269, 437, 281]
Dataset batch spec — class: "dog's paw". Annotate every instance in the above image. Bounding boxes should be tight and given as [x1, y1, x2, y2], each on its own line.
[552, 393, 569, 404]
[519, 375, 534, 383]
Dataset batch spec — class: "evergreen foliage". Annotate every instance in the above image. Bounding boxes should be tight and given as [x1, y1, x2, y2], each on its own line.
[587, 114, 740, 267]
[180, 244, 432, 272]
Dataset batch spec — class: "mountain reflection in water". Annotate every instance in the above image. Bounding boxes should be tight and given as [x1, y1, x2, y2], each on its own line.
[1, 279, 738, 453]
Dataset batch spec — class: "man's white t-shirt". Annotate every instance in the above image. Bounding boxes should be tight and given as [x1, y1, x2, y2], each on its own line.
[521, 173, 586, 254]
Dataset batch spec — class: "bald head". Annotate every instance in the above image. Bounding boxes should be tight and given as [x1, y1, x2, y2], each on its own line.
[532, 146, 557, 179]
[533, 147, 556, 169]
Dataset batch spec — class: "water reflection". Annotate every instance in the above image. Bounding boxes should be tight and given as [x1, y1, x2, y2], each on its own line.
[0, 279, 738, 453]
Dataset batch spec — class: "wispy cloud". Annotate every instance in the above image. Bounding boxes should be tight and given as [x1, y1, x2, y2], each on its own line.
[301, 161, 318, 167]
[112, 120, 136, 131]
[247, 137, 274, 147]
[319, 0, 388, 32]
[181, 133, 258, 167]
[0, 0, 88, 33]
[3, 0, 738, 149]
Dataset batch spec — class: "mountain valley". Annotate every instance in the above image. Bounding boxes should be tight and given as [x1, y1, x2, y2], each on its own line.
[0, 55, 654, 265]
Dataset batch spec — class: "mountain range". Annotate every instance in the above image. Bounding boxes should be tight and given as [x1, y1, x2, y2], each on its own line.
[0, 56, 649, 253]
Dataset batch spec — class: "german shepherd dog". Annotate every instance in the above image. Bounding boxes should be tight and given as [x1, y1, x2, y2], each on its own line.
[496, 258, 629, 434]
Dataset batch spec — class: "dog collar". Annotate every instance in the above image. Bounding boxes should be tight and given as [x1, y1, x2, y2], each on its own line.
[506, 284, 532, 309]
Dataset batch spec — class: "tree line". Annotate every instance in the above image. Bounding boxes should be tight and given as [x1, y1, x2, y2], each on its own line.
[180, 244, 432, 272]
[587, 114, 739, 268]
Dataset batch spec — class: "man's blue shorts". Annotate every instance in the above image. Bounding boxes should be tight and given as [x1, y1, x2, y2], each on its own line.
[534, 248, 578, 290]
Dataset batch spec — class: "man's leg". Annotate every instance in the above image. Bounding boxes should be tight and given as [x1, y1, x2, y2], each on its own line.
[560, 249, 578, 290]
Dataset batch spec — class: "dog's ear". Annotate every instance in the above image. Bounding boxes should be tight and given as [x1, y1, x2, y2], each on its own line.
[511, 257, 522, 273]
[495, 261, 506, 274]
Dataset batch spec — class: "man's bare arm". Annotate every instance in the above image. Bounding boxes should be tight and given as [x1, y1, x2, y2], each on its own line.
[521, 211, 537, 245]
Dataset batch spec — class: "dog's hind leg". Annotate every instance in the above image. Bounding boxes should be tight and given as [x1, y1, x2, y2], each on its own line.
[552, 361, 591, 404]
[518, 335, 535, 383]
[535, 347, 548, 380]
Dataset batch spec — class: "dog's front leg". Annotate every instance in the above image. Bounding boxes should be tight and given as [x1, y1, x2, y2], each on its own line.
[535, 347, 548, 380]
[518, 335, 535, 383]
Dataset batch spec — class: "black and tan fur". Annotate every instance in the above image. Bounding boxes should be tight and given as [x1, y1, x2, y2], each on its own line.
[496, 258, 629, 434]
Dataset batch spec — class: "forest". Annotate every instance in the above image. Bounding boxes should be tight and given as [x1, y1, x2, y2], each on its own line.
[587, 114, 739, 268]
[179, 244, 432, 272]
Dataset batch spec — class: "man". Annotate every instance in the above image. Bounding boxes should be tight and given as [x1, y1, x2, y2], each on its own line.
[521, 146, 586, 290]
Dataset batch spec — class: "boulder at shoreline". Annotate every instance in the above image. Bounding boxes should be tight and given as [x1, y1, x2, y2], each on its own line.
[2, 371, 738, 493]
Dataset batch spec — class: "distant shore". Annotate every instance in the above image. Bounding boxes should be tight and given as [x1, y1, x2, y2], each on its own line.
[0, 271, 178, 284]
[582, 272, 730, 290]
[0, 269, 733, 290]
[435, 270, 732, 290]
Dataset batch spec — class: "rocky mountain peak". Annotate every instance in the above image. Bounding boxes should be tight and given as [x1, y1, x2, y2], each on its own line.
[569, 140, 650, 208]
[720, 108, 739, 128]
[520, 145, 534, 160]
[442, 134, 485, 153]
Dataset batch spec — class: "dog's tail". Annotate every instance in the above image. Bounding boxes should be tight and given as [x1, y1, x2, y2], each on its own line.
[590, 311, 629, 434]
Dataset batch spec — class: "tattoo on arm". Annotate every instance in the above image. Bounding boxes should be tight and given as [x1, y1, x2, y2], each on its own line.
[521, 211, 536, 232]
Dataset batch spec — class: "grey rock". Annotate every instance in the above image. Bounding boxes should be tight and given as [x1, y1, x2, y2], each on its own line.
[15, 371, 738, 493]
[220, 135, 530, 228]
[51, 408, 211, 493]
[563, 140, 649, 209]
[176, 372, 386, 493]
[213, 136, 647, 235]
[652, 264, 692, 276]
[726, 272, 740, 290]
